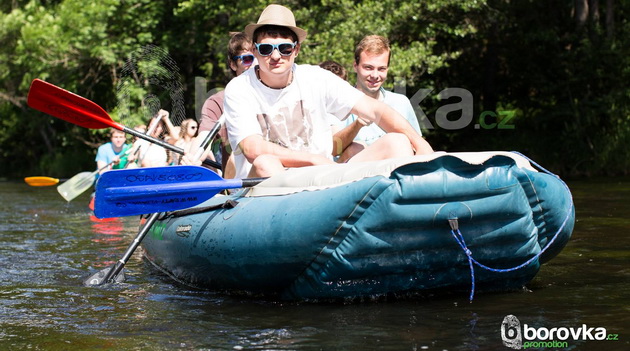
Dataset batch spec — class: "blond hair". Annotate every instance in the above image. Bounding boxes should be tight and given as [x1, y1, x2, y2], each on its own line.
[354, 35, 391, 65]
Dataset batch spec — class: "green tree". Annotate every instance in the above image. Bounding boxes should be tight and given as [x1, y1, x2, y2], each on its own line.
[3, 0, 626, 178]
[0, 0, 167, 177]
[429, 0, 630, 175]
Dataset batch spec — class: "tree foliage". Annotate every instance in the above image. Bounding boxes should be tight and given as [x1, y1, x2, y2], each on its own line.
[429, 0, 630, 176]
[0, 0, 628, 178]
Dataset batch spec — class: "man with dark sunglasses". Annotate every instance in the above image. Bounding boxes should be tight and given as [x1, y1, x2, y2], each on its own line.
[224, 4, 434, 178]
[197, 32, 254, 175]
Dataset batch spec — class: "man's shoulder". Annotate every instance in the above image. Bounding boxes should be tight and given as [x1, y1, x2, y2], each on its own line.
[97, 142, 112, 151]
[296, 63, 320, 72]
[225, 69, 255, 92]
[203, 90, 225, 109]
[382, 89, 416, 114]
[207, 90, 225, 101]
[382, 89, 412, 103]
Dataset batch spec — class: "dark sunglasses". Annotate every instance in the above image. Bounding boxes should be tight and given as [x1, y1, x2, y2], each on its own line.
[233, 54, 254, 66]
[255, 42, 298, 57]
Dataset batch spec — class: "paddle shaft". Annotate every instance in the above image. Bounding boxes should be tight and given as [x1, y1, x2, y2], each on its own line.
[101, 119, 226, 279]
[92, 112, 229, 282]
[122, 125, 220, 169]
[27, 79, 220, 169]
[100, 212, 160, 284]
[193, 115, 225, 162]
[103, 178, 246, 201]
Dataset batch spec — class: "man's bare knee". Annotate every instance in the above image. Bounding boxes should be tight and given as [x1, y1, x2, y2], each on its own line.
[337, 142, 365, 163]
[380, 132, 409, 145]
[378, 133, 413, 156]
[250, 154, 284, 177]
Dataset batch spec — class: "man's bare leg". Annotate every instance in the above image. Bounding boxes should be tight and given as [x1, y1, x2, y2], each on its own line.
[337, 142, 365, 163]
[249, 154, 286, 177]
[347, 133, 413, 163]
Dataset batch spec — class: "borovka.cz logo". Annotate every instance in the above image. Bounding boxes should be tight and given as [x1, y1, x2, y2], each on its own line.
[500, 315, 618, 349]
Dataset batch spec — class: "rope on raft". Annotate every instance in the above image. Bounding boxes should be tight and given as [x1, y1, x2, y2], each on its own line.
[449, 151, 575, 302]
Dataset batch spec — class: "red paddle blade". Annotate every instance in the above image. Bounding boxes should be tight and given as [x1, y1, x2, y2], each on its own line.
[27, 79, 122, 130]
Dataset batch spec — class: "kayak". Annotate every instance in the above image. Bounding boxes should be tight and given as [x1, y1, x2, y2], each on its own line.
[140, 152, 575, 301]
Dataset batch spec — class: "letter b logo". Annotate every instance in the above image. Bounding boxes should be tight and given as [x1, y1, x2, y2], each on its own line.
[501, 315, 522, 349]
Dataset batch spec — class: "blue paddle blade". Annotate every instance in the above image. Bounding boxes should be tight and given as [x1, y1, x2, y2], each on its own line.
[94, 166, 244, 218]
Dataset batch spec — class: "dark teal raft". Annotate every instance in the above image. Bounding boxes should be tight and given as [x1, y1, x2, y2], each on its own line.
[141, 152, 575, 301]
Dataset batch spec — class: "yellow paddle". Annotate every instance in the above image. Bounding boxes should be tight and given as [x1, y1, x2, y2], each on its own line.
[24, 176, 67, 186]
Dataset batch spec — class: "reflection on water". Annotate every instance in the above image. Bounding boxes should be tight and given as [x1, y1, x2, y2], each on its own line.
[0, 179, 628, 351]
[90, 215, 125, 236]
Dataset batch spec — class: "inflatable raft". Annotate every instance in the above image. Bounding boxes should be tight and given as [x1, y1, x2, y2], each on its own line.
[140, 152, 574, 300]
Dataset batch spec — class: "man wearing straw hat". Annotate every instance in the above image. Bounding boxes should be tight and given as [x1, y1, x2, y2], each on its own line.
[224, 4, 434, 178]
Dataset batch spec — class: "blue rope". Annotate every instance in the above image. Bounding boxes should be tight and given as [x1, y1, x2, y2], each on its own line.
[450, 152, 575, 302]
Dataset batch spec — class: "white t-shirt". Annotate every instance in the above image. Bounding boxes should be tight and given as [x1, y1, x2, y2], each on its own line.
[224, 64, 364, 179]
[332, 88, 422, 145]
[136, 139, 168, 167]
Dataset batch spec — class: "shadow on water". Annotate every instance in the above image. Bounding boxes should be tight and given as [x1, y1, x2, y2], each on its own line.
[0, 179, 628, 350]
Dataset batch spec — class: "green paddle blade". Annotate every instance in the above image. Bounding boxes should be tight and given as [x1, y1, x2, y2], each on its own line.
[57, 171, 98, 202]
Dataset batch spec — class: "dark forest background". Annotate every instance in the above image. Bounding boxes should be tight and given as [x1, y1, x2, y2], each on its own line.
[1, 0, 628, 178]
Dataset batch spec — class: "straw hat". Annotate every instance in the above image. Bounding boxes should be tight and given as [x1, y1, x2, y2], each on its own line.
[244, 4, 308, 43]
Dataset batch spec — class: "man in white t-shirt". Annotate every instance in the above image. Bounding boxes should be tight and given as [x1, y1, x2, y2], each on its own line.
[224, 4, 433, 178]
[332, 35, 423, 162]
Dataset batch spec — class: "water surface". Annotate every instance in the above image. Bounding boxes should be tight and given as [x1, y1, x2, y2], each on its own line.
[0, 178, 628, 350]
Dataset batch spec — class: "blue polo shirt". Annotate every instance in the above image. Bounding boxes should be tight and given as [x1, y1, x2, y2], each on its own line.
[337, 88, 422, 145]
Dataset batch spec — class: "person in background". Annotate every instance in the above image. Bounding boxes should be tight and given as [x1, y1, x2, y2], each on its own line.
[333, 35, 423, 162]
[319, 60, 347, 80]
[193, 32, 254, 176]
[222, 4, 433, 179]
[95, 129, 131, 174]
[172, 118, 199, 165]
[127, 109, 178, 168]
[122, 125, 147, 169]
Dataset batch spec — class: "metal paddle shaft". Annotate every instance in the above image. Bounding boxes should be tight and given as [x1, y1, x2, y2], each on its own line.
[27, 79, 221, 169]
[192, 115, 225, 162]
[84, 103, 234, 287]
[84, 212, 160, 286]
[121, 125, 220, 168]
[94, 166, 266, 218]
[83, 93, 254, 286]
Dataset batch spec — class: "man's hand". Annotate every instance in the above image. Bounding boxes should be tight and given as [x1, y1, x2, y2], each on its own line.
[179, 153, 202, 166]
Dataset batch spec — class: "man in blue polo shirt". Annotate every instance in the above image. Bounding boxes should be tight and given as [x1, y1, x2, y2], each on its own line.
[332, 35, 422, 162]
[95, 129, 130, 174]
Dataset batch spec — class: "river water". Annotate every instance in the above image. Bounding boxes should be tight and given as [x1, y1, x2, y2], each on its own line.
[0, 177, 628, 351]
